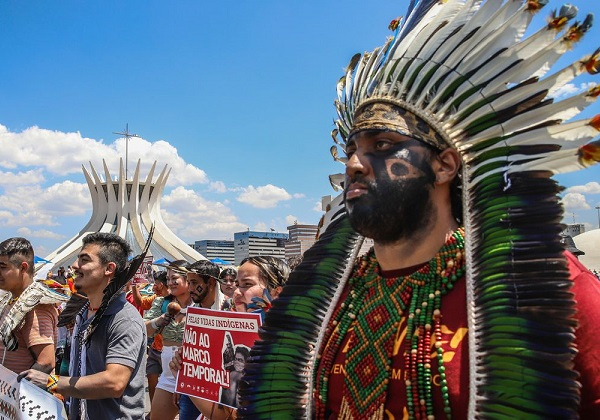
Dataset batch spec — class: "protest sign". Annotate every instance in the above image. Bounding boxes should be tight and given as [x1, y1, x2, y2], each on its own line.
[0, 364, 67, 420]
[133, 255, 154, 285]
[175, 307, 261, 408]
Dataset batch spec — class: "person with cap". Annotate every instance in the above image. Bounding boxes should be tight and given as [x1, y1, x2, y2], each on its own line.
[560, 233, 586, 258]
[239, 1, 600, 418]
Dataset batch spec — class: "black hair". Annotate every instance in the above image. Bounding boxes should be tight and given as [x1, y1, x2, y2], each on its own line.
[188, 260, 220, 280]
[167, 259, 191, 274]
[219, 267, 237, 279]
[286, 255, 303, 271]
[0, 237, 35, 275]
[240, 256, 290, 291]
[234, 345, 250, 361]
[426, 147, 463, 224]
[154, 270, 168, 285]
[82, 232, 132, 273]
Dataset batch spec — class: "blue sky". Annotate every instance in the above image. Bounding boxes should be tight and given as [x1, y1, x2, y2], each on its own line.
[1, 0, 600, 258]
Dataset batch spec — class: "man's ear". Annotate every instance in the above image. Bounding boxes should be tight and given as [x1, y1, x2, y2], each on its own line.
[434, 147, 461, 185]
[270, 286, 283, 299]
[105, 261, 118, 277]
[20, 261, 29, 273]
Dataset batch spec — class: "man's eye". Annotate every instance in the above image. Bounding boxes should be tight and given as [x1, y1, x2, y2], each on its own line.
[375, 140, 392, 150]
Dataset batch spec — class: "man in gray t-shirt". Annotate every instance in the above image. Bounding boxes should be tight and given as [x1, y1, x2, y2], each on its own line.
[70, 293, 146, 419]
[20, 233, 147, 420]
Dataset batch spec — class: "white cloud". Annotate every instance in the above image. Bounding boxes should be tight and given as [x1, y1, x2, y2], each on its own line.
[566, 182, 600, 194]
[0, 169, 45, 187]
[313, 201, 323, 212]
[0, 210, 57, 228]
[17, 227, 65, 240]
[0, 179, 91, 229]
[161, 186, 246, 241]
[237, 184, 292, 209]
[209, 181, 227, 193]
[0, 181, 90, 216]
[561, 192, 591, 211]
[0, 125, 113, 176]
[551, 82, 597, 100]
[0, 125, 208, 186]
[286, 215, 299, 225]
[254, 222, 268, 231]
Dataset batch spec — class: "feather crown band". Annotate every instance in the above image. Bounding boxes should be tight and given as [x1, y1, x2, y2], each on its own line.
[331, 0, 600, 175]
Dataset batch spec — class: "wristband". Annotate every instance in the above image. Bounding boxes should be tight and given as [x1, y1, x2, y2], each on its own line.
[46, 374, 59, 393]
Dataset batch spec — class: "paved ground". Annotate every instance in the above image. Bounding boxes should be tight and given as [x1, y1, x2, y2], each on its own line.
[144, 379, 180, 420]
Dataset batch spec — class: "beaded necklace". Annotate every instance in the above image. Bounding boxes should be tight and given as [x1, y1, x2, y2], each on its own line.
[314, 228, 465, 419]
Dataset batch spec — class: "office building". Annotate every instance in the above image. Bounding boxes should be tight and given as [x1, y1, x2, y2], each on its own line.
[233, 230, 288, 265]
[194, 240, 235, 264]
[285, 223, 318, 260]
[564, 223, 585, 238]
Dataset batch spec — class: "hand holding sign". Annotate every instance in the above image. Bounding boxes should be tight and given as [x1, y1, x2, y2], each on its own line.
[175, 307, 261, 409]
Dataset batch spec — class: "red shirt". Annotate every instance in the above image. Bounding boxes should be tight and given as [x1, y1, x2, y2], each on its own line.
[322, 252, 600, 419]
[323, 266, 469, 419]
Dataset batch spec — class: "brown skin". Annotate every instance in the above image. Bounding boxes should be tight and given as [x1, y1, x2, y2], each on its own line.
[0, 256, 55, 373]
[145, 270, 191, 342]
[233, 262, 282, 312]
[19, 243, 134, 399]
[130, 280, 144, 307]
[344, 130, 461, 269]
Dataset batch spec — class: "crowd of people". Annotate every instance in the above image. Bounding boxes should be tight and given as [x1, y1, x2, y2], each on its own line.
[0, 233, 291, 419]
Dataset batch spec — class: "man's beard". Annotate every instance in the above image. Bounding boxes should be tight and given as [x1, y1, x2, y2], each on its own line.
[345, 174, 434, 244]
[191, 285, 209, 304]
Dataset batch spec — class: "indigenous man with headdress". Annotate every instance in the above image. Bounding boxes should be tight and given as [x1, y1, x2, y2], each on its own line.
[239, 1, 600, 419]
[20, 232, 149, 420]
[0, 237, 68, 374]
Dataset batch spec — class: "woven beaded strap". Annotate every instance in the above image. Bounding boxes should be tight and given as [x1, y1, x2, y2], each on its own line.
[46, 374, 59, 393]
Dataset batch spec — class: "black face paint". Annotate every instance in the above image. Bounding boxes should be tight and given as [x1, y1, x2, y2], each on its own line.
[191, 280, 209, 304]
[345, 140, 437, 243]
[390, 161, 409, 177]
[379, 140, 436, 182]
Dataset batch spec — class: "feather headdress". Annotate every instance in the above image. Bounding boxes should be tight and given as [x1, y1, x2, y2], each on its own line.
[239, 1, 600, 418]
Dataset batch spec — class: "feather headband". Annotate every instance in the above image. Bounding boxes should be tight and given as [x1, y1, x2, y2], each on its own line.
[331, 0, 600, 175]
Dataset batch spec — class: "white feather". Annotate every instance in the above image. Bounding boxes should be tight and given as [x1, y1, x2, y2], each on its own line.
[405, 0, 474, 103]
[438, 17, 565, 114]
[424, 0, 524, 112]
[450, 89, 599, 143]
